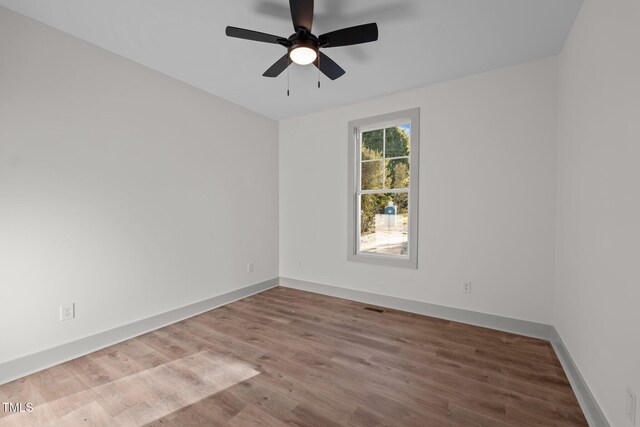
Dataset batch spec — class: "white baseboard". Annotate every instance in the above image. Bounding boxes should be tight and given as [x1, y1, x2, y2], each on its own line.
[279, 277, 551, 339]
[0, 277, 279, 386]
[550, 327, 610, 427]
[279, 276, 610, 427]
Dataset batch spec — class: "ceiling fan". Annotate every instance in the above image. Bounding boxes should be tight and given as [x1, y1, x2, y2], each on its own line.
[225, 0, 379, 82]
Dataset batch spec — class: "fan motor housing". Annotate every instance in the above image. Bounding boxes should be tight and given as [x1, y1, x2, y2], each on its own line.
[289, 39, 317, 54]
[288, 30, 319, 49]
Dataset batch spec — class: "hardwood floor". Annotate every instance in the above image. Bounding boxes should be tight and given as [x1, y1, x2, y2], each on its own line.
[0, 287, 587, 426]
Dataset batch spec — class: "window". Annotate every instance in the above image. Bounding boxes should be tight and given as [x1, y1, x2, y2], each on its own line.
[348, 108, 420, 269]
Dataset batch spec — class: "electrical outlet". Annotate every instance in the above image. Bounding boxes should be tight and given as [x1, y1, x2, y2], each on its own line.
[247, 263, 254, 273]
[462, 282, 472, 294]
[627, 387, 637, 425]
[60, 303, 75, 321]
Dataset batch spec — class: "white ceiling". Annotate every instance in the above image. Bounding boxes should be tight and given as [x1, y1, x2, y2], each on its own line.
[0, 0, 582, 120]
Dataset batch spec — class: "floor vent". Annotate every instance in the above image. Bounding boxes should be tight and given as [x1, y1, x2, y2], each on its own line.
[363, 306, 384, 313]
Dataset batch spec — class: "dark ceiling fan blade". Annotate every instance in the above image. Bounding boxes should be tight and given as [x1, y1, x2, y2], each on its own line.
[263, 54, 291, 77]
[225, 26, 286, 44]
[289, 0, 314, 31]
[314, 51, 345, 80]
[319, 23, 378, 48]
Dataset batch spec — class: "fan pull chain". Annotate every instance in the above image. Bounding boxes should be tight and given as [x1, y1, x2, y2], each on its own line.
[317, 52, 321, 88]
[287, 63, 290, 96]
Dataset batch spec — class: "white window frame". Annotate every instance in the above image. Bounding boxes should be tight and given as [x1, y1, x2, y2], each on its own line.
[347, 108, 420, 269]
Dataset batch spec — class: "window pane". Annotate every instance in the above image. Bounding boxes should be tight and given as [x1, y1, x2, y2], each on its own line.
[384, 125, 411, 158]
[361, 160, 383, 190]
[360, 193, 409, 256]
[362, 129, 383, 160]
[385, 158, 410, 189]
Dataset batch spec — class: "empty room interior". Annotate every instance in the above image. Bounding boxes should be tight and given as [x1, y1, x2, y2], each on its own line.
[0, 0, 638, 426]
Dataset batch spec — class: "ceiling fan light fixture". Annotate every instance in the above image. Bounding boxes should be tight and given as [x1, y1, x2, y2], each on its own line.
[289, 45, 317, 65]
[226, 0, 379, 81]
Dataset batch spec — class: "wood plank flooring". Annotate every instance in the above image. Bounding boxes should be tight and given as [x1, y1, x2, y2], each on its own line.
[0, 287, 587, 426]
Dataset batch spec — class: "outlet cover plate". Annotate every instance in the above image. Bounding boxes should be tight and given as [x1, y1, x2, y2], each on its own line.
[462, 282, 472, 294]
[60, 303, 75, 321]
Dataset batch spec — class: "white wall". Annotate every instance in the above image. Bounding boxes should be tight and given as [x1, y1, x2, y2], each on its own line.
[555, 0, 640, 425]
[280, 57, 558, 324]
[0, 7, 279, 364]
